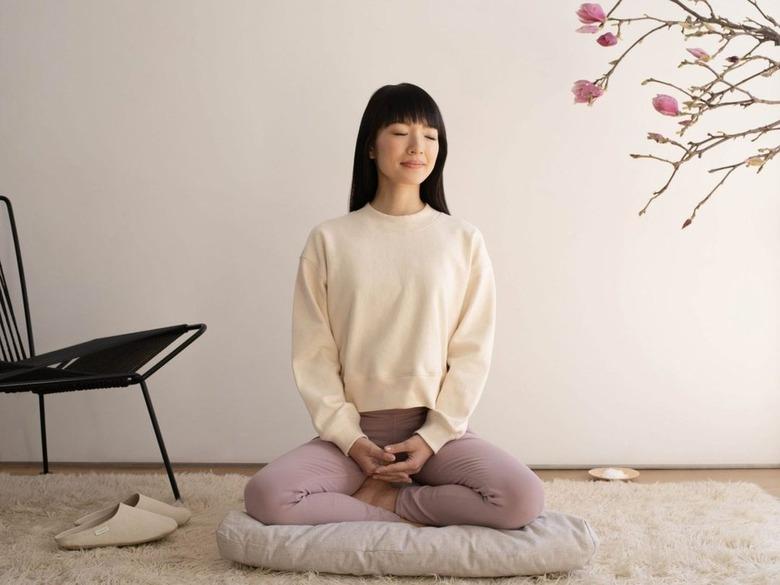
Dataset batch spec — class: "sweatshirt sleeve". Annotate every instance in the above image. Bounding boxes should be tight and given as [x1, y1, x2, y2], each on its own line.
[291, 251, 368, 457]
[414, 229, 497, 454]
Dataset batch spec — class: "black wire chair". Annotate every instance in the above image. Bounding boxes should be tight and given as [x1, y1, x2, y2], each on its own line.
[0, 195, 206, 502]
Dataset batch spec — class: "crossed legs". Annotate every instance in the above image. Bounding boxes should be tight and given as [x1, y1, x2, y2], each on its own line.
[244, 429, 544, 529]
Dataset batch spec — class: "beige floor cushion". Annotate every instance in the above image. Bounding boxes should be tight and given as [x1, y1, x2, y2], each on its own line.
[216, 509, 599, 577]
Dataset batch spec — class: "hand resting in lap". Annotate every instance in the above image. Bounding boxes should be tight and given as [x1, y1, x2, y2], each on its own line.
[348, 434, 434, 484]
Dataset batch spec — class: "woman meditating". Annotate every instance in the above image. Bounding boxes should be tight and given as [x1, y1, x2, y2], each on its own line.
[244, 82, 545, 529]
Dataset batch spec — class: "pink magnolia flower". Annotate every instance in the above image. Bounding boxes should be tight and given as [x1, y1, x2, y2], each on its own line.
[597, 32, 617, 46]
[577, 3, 606, 24]
[652, 94, 680, 116]
[576, 24, 600, 33]
[686, 48, 711, 62]
[572, 80, 605, 105]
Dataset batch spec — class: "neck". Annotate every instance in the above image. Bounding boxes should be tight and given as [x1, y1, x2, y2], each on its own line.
[371, 189, 424, 216]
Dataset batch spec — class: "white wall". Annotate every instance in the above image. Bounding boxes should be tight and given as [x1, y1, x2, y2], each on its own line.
[0, 0, 777, 466]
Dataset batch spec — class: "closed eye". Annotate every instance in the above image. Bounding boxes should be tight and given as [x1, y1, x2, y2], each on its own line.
[393, 133, 437, 141]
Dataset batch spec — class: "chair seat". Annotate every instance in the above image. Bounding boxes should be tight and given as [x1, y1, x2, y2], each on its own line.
[0, 375, 135, 394]
[216, 509, 599, 577]
[0, 361, 135, 393]
[0, 323, 195, 393]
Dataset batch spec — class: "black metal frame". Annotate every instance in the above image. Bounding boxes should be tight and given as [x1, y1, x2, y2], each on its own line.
[0, 195, 206, 502]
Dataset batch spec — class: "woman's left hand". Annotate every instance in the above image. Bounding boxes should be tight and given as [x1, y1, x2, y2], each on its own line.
[371, 434, 434, 483]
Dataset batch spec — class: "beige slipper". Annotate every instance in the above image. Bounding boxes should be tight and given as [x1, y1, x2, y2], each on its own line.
[55, 502, 177, 549]
[73, 493, 191, 527]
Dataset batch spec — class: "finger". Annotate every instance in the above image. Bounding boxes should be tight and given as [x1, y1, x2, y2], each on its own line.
[374, 448, 396, 462]
[373, 472, 411, 481]
[371, 466, 405, 478]
[370, 465, 408, 478]
[372, 457, 397, 470]
[370, 460, 396, 473]
[384, 443, 406, 454]
[372, 468, 411, 480]
[372, 473, 412, 483]
[375, 461, 412, 474]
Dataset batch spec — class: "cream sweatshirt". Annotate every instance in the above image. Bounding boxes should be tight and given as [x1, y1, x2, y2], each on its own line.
[291, 201, 496, 457]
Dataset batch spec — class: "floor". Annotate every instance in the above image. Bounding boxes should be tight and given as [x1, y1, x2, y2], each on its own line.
[2, 463, 779, 499]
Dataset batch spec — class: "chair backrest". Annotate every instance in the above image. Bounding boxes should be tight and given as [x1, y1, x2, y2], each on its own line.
[0, 196, 35, 361]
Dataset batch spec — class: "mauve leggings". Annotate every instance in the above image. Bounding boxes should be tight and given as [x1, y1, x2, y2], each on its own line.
[244, 406, 545, 529]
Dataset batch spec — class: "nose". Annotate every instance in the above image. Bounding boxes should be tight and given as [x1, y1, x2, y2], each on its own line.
[408, 134, 425, 152]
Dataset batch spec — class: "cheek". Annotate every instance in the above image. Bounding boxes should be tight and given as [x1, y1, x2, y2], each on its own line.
[391, 139, 409, 156]
[380, 142, 408, 165]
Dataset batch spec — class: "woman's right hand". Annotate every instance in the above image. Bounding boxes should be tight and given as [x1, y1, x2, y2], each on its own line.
[348, 437, 413, 483]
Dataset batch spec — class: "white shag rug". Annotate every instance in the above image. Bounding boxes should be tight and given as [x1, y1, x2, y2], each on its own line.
[0, 471, 778, 584]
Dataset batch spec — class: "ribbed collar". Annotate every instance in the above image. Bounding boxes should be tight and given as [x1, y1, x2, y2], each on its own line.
[358, 201, 441, 231]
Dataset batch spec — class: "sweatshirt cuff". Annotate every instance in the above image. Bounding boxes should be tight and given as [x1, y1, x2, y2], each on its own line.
[414, 416, 459, 455]
[329, 427, 368, 458]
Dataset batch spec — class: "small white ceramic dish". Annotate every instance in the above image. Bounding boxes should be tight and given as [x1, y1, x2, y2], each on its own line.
[588, 467, 640, 481]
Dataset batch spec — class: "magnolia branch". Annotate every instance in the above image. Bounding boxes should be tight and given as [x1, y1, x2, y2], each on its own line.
[573, 1, 780, 228]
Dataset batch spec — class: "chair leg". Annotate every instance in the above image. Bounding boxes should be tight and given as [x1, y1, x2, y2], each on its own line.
[38, 393, 49, 475]
[138, 379, 182, 502]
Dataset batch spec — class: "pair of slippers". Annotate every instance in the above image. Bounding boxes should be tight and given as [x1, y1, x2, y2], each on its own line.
[54, 493, 192, 550]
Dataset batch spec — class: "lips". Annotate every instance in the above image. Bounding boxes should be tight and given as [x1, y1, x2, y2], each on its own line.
[401, 162, 425, 167]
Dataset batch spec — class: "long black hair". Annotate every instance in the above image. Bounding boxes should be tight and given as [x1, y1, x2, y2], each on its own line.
[349, 83, 450, 215]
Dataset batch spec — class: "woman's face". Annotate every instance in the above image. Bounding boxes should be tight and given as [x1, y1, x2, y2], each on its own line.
[370, 120, 439, 186]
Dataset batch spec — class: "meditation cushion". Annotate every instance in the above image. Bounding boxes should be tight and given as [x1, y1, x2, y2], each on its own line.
[216, 509, 599, 577]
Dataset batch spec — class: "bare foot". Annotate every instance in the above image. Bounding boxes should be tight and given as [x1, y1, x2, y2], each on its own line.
[352, 477, 426, 527]
[351, 477, 398, 511]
